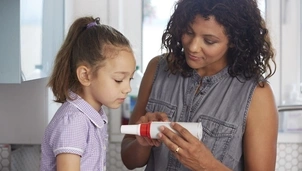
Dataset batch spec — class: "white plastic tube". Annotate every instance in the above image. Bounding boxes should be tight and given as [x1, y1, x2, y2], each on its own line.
[121, 122, 203, 140]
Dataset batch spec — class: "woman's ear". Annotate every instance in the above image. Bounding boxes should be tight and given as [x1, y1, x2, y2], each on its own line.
[76, 65, 91, 86]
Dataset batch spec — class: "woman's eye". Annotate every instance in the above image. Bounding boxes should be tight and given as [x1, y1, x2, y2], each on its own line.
[186, 31, 193, 35]
[115, 80, 123, 83]
[205, 39, 215, 45]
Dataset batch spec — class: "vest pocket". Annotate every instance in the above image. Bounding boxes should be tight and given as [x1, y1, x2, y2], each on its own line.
[146, 98, 176, 120]
[197, 115, 237, 161]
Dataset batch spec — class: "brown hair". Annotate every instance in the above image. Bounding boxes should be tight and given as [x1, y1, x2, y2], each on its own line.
[162, 0, 276, 83]
[48, 16, 132, 103]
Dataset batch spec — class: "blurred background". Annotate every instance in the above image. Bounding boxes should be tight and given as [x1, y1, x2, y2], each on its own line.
[0, 0, 301, 170]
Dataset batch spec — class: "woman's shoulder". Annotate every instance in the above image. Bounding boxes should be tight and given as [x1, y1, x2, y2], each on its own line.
[247, 81, 277, 124]
[148, 54, 167, 67]
[144, 54, 168, 77]
[252, 82, 276, 104]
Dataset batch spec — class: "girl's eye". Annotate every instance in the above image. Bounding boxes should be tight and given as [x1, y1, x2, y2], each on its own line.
[115, 80, 123, 83]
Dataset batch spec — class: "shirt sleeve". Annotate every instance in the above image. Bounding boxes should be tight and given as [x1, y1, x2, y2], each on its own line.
[49, 112, 89, 157]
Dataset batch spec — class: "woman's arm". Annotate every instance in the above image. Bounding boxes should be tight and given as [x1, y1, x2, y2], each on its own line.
[243, 82, 278, 171]
[121, 56, 169, 169]
[56, 153, 80, 171]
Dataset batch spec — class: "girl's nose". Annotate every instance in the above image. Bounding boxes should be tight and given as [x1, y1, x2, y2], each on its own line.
[123, 83, 132, 94]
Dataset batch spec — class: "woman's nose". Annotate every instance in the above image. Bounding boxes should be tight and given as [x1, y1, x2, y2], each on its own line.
[188, 37, 201, 53]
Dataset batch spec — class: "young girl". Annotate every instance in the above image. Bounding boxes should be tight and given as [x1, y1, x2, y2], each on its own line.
[40, 16, 136, 171]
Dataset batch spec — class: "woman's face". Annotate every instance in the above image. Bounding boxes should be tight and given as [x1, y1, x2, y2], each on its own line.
[181, 14, 229, 76]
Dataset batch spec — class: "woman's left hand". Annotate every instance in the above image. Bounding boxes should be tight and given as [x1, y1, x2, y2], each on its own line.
[158, 122, 219, 171]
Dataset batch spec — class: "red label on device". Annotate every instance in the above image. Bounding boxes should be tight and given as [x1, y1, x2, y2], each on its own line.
[140, 123, 151, 138]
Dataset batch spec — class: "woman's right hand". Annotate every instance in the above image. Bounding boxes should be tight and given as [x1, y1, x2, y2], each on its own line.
[135, 112, 169, 147]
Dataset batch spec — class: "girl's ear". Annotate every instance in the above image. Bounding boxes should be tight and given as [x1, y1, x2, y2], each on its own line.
[76, 65, 91, 86]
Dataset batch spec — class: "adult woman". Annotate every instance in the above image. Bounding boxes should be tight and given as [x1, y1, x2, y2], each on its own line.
[121, 0, 278, 170]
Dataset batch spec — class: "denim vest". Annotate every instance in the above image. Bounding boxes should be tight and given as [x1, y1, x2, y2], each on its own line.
[145, 57, 258, 171]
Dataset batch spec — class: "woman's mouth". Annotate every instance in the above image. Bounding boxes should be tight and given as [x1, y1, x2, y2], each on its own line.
[188, 54, 201, 61]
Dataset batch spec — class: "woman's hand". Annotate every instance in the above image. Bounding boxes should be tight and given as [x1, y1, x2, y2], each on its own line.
[158, 122, 230, 171]
[135, 112, 170, 147]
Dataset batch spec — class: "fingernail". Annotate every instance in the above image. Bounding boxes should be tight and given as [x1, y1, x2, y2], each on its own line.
[159, 126, 164, 131]
[157, 133, 162, 138]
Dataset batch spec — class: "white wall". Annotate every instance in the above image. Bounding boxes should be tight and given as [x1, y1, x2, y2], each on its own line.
[267, 0, 302, 105]
[0, 78, 48, 144]
[64, 0, 108, 31]
[0, 0, 108, 144]
[64, 0, 142, 66]
[0, 0, 142, 144]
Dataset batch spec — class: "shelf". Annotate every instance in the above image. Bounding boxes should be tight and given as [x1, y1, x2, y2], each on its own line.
[277, 133, 302, 143]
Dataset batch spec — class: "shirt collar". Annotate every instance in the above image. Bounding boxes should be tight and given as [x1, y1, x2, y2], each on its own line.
[67, 91, 108, 128]
[192, 66, 229, 85]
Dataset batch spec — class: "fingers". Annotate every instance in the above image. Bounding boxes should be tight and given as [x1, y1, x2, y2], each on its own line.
[158, 125, 187, 155]
[136, 135, 161, 147]
[143, 136, 161, 146]
[171, 122, 198, 142]
[158, 123, 209, 170]
[134, 112, 169, 147]
[158, 122, 199, 154]
[160, 122, 197, 143]
[154, 112, 170, 122]
[159, 133, 183, 156]
[146, 112, 169, 122]
[150, 139, 161, 147]
[137, 112, 170, 124]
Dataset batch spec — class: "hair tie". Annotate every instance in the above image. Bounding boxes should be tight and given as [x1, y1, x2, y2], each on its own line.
[86, 21, 97, 29]
[86, 17, 101, 29]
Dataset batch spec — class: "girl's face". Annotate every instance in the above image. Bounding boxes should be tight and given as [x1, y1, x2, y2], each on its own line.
[82, 48, 136, 111]
[181, 14, 229, 76]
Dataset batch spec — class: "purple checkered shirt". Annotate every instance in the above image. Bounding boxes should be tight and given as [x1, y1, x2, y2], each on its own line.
[40, 91, 108, 171]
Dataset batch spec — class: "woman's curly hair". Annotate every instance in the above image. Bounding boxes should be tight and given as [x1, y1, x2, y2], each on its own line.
[162, 0, 276, 82]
